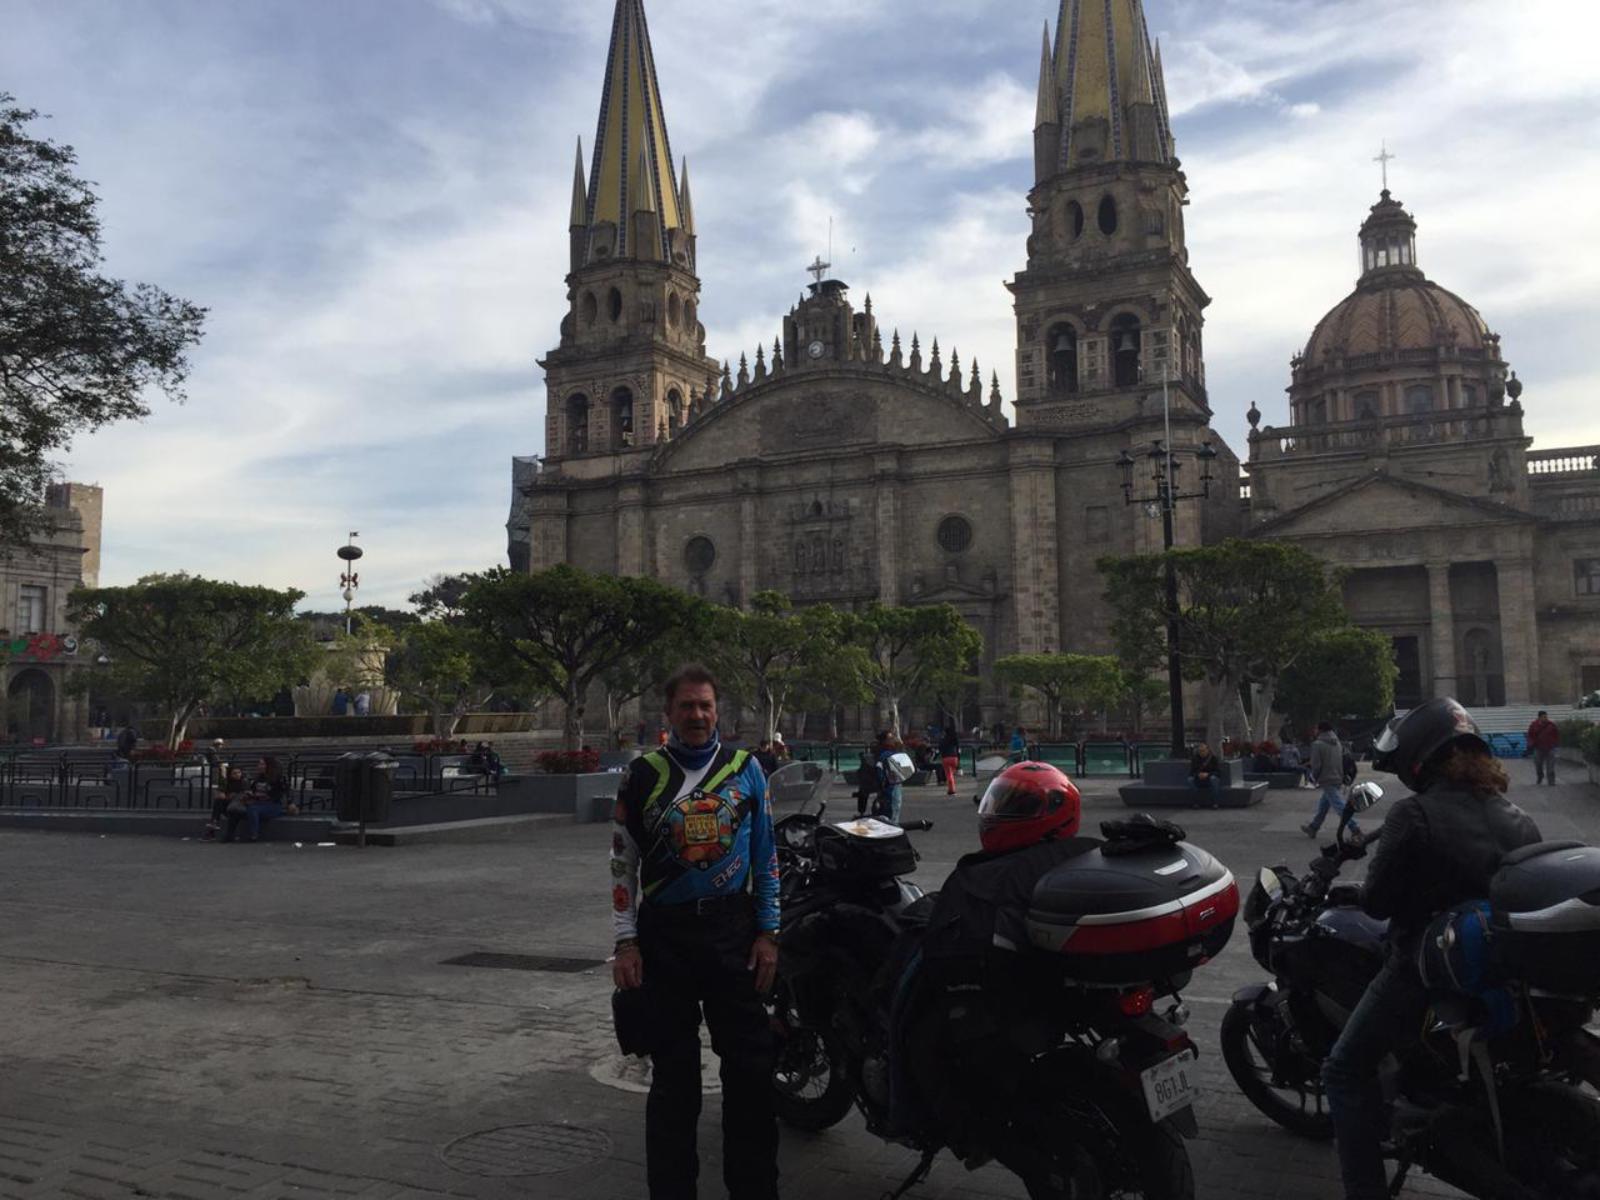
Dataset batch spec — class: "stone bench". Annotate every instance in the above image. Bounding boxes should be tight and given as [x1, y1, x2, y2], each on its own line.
[1118, 757, 1267, 810]
[1245, 771, 1307, 790]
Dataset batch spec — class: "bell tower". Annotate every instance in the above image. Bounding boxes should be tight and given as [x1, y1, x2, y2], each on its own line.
[1009, 0, 1210, 428]
[539, 0, 719, 461]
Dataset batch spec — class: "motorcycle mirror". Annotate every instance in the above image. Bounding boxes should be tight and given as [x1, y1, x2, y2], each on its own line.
[1257, 866, 1283, 903]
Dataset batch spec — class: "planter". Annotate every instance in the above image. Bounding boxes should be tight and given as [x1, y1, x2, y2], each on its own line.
[499, 772, 619, 822]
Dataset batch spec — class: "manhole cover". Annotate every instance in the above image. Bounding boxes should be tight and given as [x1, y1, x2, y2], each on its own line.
[441, 952, 603, 973]
[441, 1123, 611, 1177]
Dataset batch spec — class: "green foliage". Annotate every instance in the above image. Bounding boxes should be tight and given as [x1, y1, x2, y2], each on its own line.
[67, 574, 315, 747]
[1276, 626, 1398, 724]
[711, 592, 862, 743]
[788, 606, 874, 741]
[854, 603, 983, 735]
[459, 565, 699, 748]
[1, 97, 206, 549]
[1556, 719, 1600, 765]
[995, 653, 1124, 738]
[385, 619, 498, 736]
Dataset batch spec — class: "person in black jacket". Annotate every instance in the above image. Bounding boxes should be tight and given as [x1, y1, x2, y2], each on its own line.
[1189, 743, 1222, 798]
[1322, 699, 1541, 1200]
[938, 723, 962, 795]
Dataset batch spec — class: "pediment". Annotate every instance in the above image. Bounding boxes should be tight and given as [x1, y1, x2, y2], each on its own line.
[655, 370, 1002, 474]
[1253, 471, 1530, 538]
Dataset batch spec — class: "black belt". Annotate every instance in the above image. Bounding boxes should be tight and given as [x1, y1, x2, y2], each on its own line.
[645, 892, 753, 918]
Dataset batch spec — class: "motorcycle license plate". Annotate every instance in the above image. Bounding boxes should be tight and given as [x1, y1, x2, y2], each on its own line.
[1140, 1050, 1199, 1122]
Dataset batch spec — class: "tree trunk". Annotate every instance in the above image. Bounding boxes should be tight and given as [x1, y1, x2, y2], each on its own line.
[1249, 680, 1278, 744]
[563, 682, 583, 750]
[1203, 677, 1226, 750]
[887, 694, 902, 737]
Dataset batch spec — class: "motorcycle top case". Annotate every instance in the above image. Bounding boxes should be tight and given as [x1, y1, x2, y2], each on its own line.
[814, 818, 918, 881]
[1025, 842, 1239, 984]
[1489, 840, 1600, 995]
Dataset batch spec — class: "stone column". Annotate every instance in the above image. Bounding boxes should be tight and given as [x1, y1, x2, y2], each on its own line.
[1007, 442, 1061, 654]
[528, 490, 570, 570]
[1426, 560, 1457, 699]
[737, 468, 760, 608]
[873, 458, 901, 606]
[1497, 557, 1540, 704]
[614, 481, 647, 577]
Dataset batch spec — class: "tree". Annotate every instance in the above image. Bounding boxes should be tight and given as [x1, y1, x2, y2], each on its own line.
[385, 619, 498, 737]
[995, 653, 1124, 739]
[67, 574, 316, 747]
[714, 592, 845, 744]
[790, 607, 873, 742]
[459, 565, 697, 749]
[1276, 626, 1399, 729]
[1100, 539, 1350, 746]
[1, 97, 206, 549]
[598, 601, 713, 743]
[854, 603, 983, 735]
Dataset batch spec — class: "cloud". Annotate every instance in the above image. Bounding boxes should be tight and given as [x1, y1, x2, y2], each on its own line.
[3, 0, 1596, 608]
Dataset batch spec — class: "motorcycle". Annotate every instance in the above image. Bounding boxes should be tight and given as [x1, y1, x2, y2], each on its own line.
[1224, 783, 1600, 1199]
[768, 802, 1237, 1200]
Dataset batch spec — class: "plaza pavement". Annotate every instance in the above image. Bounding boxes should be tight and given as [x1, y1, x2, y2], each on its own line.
[0, 760, 1595, 1200]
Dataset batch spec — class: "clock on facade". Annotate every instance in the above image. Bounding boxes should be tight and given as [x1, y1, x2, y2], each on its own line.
[807, 340, 825, 359]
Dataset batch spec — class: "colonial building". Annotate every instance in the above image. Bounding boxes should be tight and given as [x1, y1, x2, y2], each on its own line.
[508, 0, 1243, 730]
[1246, 191, 1600, 708]
[1, 483, 102, 744]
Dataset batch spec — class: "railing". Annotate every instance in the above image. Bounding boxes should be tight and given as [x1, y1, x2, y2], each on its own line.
[1528, 446, 1600, 476]
[1251, 405, 1520, 460]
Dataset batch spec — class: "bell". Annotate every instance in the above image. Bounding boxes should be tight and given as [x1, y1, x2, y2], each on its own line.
[1053, 333, 1075, 354]
[1114, 331, 1138, 353]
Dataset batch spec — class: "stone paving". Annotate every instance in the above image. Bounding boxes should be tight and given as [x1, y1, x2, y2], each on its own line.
[0, 760, 1595, 1199]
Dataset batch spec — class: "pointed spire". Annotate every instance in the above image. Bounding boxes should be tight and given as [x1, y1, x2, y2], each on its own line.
[949, 348, 961, 386]
[909, 333, 922, 373]
[569, 137, 588, 227]
[872, 326, 884, 363]
[1035, 22, 1059, 127]
[678, 157, 695, 236]
[970, 359, 983, 400]
[991, 370, 1003, 404]
[890, 329, 903, 368]
[753, 344, 767, 381]
[864, 292, 873, 316]
[582, 0, 684, 262]
[720, 361, 734, 398]
[929, 338, 942, 377]
[772, 337, 784, 371]
[736, 354, 749, 388]
[1052, 0, 1173, 168]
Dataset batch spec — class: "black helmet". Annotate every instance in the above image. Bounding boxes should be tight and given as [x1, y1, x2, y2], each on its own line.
[1371, 698, 1489, 792]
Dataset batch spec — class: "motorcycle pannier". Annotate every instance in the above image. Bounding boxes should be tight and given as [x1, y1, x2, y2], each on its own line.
[1025, 842, 1239, 984]
[1489, 841, 1600, 995]
[815, 820, 918, 880]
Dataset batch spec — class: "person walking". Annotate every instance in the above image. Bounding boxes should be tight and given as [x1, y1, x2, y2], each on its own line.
[938, 722, 962, 796]
[1526, 709, 1561, 785]
[610, 665, 780, 1200]
[1302, 721, 1359, 839]
[875, 730, 907, 825]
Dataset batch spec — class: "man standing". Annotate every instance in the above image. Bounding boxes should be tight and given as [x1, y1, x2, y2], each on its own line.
[1302, 721, 1359, 839]
[1527, 710, 1561, 785]
[610, 665, 780, 1200]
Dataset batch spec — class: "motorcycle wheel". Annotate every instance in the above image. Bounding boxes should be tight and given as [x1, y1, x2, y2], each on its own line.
[1501, 1083, 1600, 1200]
[769, 990, 854, 1132]
[1022, 1093, 1193, 1200]
[1220, 1001, 1333, 1140]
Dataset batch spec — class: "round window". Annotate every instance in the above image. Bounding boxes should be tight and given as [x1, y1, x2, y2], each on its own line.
[684, 536, 716, 575]
[937, 515, 973, 554]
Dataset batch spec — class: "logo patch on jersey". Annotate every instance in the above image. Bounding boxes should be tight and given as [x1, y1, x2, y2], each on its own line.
[665, 789, 739, 871]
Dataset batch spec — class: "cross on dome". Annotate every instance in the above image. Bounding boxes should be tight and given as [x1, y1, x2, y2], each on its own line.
[806, 255, 831, 288]
[1374, 141, 1397, 193]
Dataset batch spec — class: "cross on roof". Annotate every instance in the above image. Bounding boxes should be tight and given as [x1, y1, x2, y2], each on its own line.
[806, 255, 831, 288]
[1374, 141, 1396, 192]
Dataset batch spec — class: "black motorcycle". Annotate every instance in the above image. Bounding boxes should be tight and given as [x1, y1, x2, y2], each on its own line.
[1224, 784, 1600, 1199]
[769, 804, 1237, 1200]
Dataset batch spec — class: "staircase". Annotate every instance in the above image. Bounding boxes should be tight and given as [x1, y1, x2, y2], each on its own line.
[1452, 704, 1600, 735]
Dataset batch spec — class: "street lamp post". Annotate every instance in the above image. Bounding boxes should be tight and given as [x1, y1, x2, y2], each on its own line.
[337, 533, 363, 636]
[1116, 371, 1219, 759]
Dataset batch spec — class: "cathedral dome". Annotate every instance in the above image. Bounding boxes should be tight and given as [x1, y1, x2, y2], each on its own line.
[1303, 275, 1491, 364]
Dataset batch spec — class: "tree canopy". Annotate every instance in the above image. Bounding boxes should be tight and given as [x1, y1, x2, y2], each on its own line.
[994, 653, 1125, 739]
[1100, 538, 1351, 744]
[711, 591, 852, 743]
[1, 97, 206, 549]
[1276, 625, 1398, 729]
[854, 602, 982, 735]
[67, 574, 315, 747]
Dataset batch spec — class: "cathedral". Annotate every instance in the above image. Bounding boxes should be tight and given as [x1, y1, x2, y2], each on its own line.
[508, 0, 1600, 728]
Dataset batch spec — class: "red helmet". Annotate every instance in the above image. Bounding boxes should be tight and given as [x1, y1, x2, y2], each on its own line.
[978, 762, 1082, 854]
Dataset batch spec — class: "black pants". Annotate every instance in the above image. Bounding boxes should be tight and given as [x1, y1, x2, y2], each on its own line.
[638, 897, 778, 1200]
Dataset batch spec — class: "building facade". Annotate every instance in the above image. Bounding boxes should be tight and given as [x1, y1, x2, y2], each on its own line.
[1, 483, 103, 744]
[508, 0, 1243, 730]
[1246, 192, 1600, 708]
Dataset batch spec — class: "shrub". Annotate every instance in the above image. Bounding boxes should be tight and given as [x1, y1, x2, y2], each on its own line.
[537, 749, 601, 775]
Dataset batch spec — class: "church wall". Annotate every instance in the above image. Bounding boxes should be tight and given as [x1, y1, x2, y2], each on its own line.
[1534, 526, 1600, 700]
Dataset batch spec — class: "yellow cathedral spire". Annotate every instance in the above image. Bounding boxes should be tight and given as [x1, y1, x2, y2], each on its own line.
[581, 0, 683, 263]
[1046, 0, 1173, 173]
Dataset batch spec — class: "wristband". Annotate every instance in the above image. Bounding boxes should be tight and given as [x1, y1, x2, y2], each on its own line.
[614, 937, 639, 952]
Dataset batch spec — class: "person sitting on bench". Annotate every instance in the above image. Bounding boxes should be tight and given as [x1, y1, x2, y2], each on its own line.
[1189, 743, 1222, 797]
[222, 756, 298, 843]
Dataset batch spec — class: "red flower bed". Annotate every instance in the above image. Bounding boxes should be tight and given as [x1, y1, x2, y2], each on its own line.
[537, 749, 601, 775]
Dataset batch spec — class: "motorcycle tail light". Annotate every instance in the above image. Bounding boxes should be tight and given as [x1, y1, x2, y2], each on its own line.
[1117, 987, 1156, 1018]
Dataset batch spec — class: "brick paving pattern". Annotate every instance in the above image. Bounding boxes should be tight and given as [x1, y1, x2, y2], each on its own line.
[0, 759, 1592, 1198]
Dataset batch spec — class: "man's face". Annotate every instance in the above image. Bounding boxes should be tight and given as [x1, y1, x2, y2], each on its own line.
[667, 682, 718, 748]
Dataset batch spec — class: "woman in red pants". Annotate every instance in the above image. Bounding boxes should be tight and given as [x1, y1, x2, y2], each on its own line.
[938, 722, 962, 795]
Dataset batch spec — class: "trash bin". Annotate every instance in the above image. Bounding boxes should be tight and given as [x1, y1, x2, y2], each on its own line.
[334, 752, 366, 823]
[360, 752, 396, 825]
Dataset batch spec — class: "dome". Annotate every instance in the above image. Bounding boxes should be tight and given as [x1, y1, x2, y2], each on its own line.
[1303, 276, 1491, 364]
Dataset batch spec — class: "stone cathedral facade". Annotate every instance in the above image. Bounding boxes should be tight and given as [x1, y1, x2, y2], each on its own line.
[508, 0, 1600, 727]
[508, 0, 1243, 730]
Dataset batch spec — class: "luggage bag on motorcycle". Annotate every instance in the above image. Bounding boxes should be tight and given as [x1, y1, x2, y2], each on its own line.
[1025, 842, 1239, 984]
[814, 819, 918, 881]
[1489, 841, 1600, 996]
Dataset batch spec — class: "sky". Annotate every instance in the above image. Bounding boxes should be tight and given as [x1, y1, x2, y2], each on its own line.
[6, 0, 1599, 610]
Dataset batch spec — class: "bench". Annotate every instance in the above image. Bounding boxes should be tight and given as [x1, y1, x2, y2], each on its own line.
[1245, 771, 1307, 790]
[1118, 758, 1267, 809]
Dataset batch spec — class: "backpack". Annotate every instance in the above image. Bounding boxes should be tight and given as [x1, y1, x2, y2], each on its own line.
[1416, 901, 1517, 1036]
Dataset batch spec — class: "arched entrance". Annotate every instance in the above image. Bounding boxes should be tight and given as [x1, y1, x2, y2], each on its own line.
[6, 669, 56, 744]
